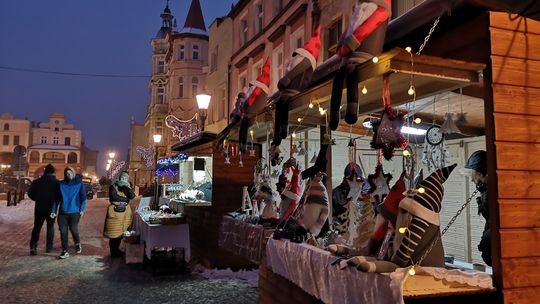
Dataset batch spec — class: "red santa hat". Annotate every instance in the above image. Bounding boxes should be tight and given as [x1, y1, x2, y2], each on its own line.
[247, 57, 271, 106]
[294, 26, 321, 71]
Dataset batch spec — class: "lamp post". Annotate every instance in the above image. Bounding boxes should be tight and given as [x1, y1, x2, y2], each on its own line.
[196, 92, 211, 132]
[153, 134, 162, 209]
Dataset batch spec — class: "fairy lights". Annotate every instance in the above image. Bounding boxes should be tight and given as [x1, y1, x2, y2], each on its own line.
[399, 227, 408, 234]
[417, 187, 425, 194]
[372, 56, 379, 63]
[136, 146, 156, 168]
[414, 117, 422, 124]
[408, 85, 416, 96]
[362, 85, 368, 94]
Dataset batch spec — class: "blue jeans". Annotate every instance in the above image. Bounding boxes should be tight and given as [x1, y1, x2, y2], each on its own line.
[57, 213, 81, 251]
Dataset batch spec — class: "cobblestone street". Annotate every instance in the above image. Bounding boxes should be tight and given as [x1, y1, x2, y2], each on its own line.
[0, 199, 258, 304]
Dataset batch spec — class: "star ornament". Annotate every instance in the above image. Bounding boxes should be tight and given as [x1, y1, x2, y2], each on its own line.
[370, 107, 408, 160]
[368, 164, 393, 205]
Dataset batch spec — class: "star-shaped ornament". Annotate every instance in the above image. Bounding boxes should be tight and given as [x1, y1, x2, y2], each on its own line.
[370, 107, 407, 160]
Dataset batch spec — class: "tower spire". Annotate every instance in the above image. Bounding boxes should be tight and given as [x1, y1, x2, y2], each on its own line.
[180, 0, 207, 35]
[156, 0, 174, 38]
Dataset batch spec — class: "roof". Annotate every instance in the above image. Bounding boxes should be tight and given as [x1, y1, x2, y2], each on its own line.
[28, 145, 80, 151]
[181, 0, 207, 34]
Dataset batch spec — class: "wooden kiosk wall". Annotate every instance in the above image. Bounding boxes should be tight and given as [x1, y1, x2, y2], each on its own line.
[178, 140, 261, 268]
[488, 12, 540, 303]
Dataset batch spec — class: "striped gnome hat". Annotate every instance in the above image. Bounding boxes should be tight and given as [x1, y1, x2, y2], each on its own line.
[246, 57, 270, 108]
[297, 174, 329, 236]
[392, 164, 457, 267]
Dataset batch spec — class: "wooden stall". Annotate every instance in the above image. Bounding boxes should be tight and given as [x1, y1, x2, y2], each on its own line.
[171, 132, 262, 268]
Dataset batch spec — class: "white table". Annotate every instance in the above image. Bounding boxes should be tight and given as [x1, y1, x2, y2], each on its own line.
[133, 212, 191, 262]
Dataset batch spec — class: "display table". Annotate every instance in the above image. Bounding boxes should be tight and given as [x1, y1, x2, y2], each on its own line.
[265, 239, 495, 304]
[218, 215, 273, 264]
[133, 212, 191, 262]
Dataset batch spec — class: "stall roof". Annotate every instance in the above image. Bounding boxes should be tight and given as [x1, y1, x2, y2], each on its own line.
[171, 131, 216, 152]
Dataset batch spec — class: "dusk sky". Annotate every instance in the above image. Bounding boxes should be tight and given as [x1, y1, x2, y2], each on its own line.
[0, 0, 234, 177]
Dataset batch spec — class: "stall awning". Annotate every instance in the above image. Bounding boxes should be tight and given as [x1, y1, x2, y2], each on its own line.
[171, 131, 216, 153]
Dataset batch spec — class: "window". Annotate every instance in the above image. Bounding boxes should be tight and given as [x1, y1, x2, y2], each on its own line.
[157, 60, 165, 74]
[43, 152, 64, 163]
[2, 135, 8, 145]
[13, 135, 19, 146]
[255, 2, 264, 33]
[240, 17, 248, 46]
[252, 60, 263, 79]
[156, 120, 163, 127]
[274, 0, 284, 17]
[179, 44, 185, 60]
[156, 127, 163, 135]
[178, 77, 184, 98]
[54, 127, 59, 132]
[157, 87, 165, 104]
[192, 44, 199, 60]
[239, 71, 247, 92]
[53, 136, 59, 144]
[41, 136, 47, 144]
[290, 26, 305, 51]
[191, 77, 199, 98]
[65, 137, 71, 145]
[210, 46, 218, 72]
[29, 151, 39, 163]
[327, 19, 342, 57]
[272, 44, 284, 92]
[3, 123, 8, 131]
[67, 152, 77, 164]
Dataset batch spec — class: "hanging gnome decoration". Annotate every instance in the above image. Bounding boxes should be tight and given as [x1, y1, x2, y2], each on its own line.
[269, 26, 321, 163]
[347, 164, 457, 273]
[279, 166, 302, 222]
[216, 58, 271, 153]
[329, 0, 392, 130]
[253, 175, 280, 224]
[296, 172, 330, 238]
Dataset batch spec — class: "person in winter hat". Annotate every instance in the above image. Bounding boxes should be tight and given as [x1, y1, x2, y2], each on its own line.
[28, 164, 61, 255]
[348, 164, 456, 273]
[329, 0, 391, 130]
[51, 166, 87, 259]
[270, 26, 321, 148]
[461, 150, 491, 265]
[104, 171, 135, 258]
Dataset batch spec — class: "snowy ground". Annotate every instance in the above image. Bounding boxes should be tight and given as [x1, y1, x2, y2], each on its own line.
[0, 198, 258, 304]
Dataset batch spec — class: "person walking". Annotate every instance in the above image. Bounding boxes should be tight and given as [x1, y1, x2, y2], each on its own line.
[103, 171, 135, 257]
[51, 167, 87, 259]
[27, 164, 61, 255]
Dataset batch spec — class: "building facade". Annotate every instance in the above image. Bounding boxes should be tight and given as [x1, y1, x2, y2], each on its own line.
[127, 120, 151, 188]
[0, 113, 32, 170]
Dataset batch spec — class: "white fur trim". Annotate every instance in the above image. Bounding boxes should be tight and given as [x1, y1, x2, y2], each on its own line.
[399, 197, 440, 226]
[250, 79, 269, 95]
[294, 48, 317, 71]
[282, 189, 301, 201]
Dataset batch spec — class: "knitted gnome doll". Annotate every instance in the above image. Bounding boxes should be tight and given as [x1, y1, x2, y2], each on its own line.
[329, 0, 391, 130]
[271, 26, 321, 150]
[254, 178, 279, 223]
[349, 164, 457, 273]
[279, 166, 302, 222]
[297, 173, 329, 237]
[216, 58, 270, 153]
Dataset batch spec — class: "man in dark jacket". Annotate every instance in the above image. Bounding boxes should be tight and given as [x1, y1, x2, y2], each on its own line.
[28, 164, 61, 255]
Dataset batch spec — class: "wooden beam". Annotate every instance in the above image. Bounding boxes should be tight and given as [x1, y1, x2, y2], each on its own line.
[497, 171, 540, 199]
[500, 228, 540, 258]
[493, 84, 540, 116]
[494, 113, 540, 143]
[499, 200, 540, 229]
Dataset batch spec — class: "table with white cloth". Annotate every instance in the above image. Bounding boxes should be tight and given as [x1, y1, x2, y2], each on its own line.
[133, 212, 191, 262]
[266, 239, 495, 304]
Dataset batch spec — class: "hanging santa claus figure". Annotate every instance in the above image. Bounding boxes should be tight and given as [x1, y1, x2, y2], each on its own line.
[269, 26, 321, 164]
[329, 0, 391, 130]
[216, 58, 271, 154]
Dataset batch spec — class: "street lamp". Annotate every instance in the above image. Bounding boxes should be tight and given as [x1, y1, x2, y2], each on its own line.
[108, 152, 116, 159]
[196, 92, 211, 131]
[152, 134, 162, 209]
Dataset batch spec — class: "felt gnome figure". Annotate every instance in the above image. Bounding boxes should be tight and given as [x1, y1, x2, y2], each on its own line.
[349, 164, 457, 273]
[279, 166, 302, 222]
[329, 0, 392, 130]
[254, 178, 279, 222]
[297, 173, 330, 237]
[216, 58, 270, 153]
[271, 26, 321, 147]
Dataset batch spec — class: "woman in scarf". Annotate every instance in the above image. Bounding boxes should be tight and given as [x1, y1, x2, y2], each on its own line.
[103, 171, 135, 257]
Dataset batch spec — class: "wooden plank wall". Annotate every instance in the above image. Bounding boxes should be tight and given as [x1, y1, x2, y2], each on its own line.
[490, 12, 540, 303]
[183, 141, 261, 268]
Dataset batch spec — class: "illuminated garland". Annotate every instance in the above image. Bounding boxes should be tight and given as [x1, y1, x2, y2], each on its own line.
[165, 113, 199, 142]
[156, 167, 179, 178]
[111, 161, 126, 178]
[157, 153, 188, 166]
[136, 146, 155, 168]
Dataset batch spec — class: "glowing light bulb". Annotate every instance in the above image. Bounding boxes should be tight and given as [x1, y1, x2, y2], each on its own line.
[405, 46, 412, 53]
[408, 267, 416, 276]
[403, 150, 411, 157]
[417, 187, 425, 194]
[399, 227, 408, 234]
[339, 105, 343, 110]
[361, 85, 368, 94]
[372, 56, 379, 63]
[309, 103, 314, 109]
[249, 130, 254, 136]
[408, 85, 415, 96]
[414, 117, 422, 124]
[297, 117, 303, 122]
[292, 132, 296, 138]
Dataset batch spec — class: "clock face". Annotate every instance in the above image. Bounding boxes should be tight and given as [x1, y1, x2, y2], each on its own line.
[426, 125, 443, 146]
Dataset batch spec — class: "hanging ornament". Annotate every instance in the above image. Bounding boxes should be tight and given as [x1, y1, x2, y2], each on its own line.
[367, 161, 392, 205]
[136, 146, 156, 168]
[440, 94, 461, 134]
[241, 186, 253, 214]
[165, 113, 200, 142]
[370, 77, 408, 160]
[455, 88, 468, 127]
